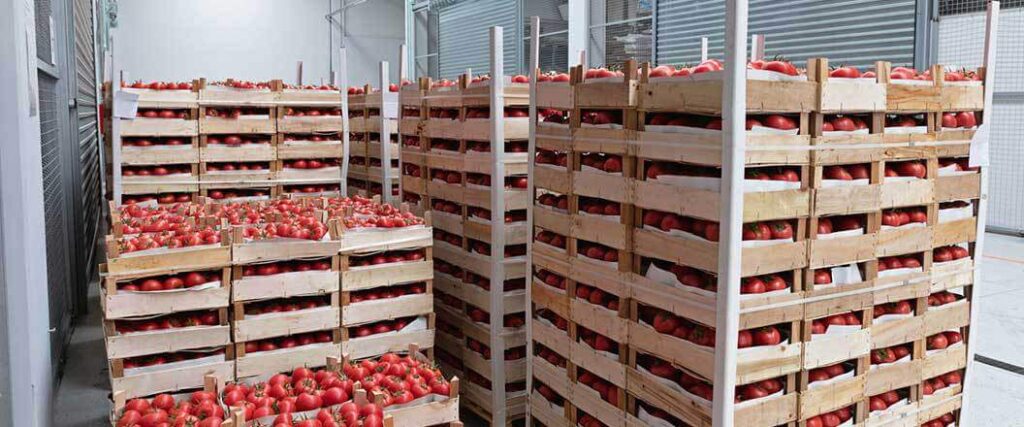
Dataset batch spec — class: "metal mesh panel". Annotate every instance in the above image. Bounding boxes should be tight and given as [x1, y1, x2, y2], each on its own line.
[414, 7, 440, 79]
[35, 0, 53, 63]
[589, 0, 653, 66]
[38, 74, 73, 368]
[523, 0, 569, 72]
[938, 0, 1024, 232]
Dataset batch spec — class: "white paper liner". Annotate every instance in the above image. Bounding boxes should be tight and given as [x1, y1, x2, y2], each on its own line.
[926, 340, 964, 356]
[119, 280, 222, 294]
[877, 266, 923, 277]
[652, 174, 720, 191]
[742, 237, 795, 248]
[645, 262, 688, 287]
[123, 353, 226, 376]
[880, 222, 927, 231]
[429, 148, 458, 155]
[579, 164, 622, 175]
[740, 287, 791, 299]
[637, 366, 711, 407]
[347, 258, 425, 271]
[537, 121, 570, 129]
[874, 313, 914, 324]
[281, 166, 341, 173]
[638, 406, 677, 427]
[282, 140, 342, 146]
[820, 178, 870, 188]
[241, 305, 333, 321]
[937, 164, 976, 176]
[749, 125, 800, 135]
[736, 389, 786, 408]
[747, 68, 809, 82]
[884, 126, 928, 134]
[817, 228, 865, 240]
[353, 315, 428, 335]
[124, 172, 192, 179]
[204, 169, 270, 175]
[577, 254, 618, 269]
[822, 128, 871, 136]
[870, 354, 912, 371]
[579, 123, 624, 129]
[465, 183, 490, 190]
[122, 145, 194, 151]
[116, 323, 221, 337]
[811, 324, 862, 341]
[577, 211, 621, 222]
[535, 163, 568, 172]
[944, 79, 982, 86]
[737, 339, 791, 354]
[807, 369, 856, 390]
[744, 179, 802, 193]
[869, 398, 910, 418]
[813, 264, 864, 290]
[883, 175, 924, 183]
[941, 126, 978, 131]
[534, 204, 569, 215]
[939, 205, 974, 223]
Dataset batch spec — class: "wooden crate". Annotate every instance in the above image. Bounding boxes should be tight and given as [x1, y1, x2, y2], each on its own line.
[199, 135, 277, 162]
[231, 257, 340, 302]
[108, 348, 235, 399]
[234, 338, 341, 380]
[121, 137, 200, 165]
[120, 116, 199, 137]
[104, 232, 231, 277]
[103, 309, 230, 360]
[276, 108, 345, 133]
[230, 222, 341, 264]
[232, 295, 340, 343]
[199, 106, 277, 134]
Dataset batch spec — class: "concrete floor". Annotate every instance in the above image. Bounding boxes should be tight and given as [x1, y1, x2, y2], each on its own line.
[53, 233, 1024, 426]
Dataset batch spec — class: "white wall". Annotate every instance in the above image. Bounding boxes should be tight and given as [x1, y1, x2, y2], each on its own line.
[116, 0, 403, 86]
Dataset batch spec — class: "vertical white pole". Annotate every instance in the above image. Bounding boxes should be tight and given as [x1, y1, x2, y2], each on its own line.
[712, 1, 747, 426]
[339, 48, 350, 196]
[525, 15, 541, 424]
[379, 61, 394, 204]
[961, 1, 999, 422]
[701, 36, 709, 62]
[110, 28, 123, 206]
[397, 44, 407, 200]
[488, 25, 509, 426]
[567, 0, 587, 68]
[296, 60, 304, 86]
[578, 50, 587, 68]
[399, 43, 409, 81]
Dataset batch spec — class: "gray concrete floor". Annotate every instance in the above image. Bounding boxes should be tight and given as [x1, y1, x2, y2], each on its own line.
[53, 233, 1024, 426]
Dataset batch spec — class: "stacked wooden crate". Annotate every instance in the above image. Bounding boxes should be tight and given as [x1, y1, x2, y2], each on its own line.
[276, 85, 346, 197]
[346, 87, 371, 196]
[424, 71, 532, 424]
[336, 206, 436, 361]
[114, 83, 201, 204]
[346, 85, 400, 199]
[101, 201, 234, 399]
[528, 59, 985, 426]
[399, 78, 430, 215]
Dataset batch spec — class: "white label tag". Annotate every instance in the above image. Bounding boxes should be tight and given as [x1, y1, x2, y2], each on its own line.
[113, 91, 140, 119]
[969, 123, 990, 167]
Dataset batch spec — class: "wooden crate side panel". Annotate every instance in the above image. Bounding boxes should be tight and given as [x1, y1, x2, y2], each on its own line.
[234, 307, 339, 342]
[232, 271, 339, 302]
[111, 360, 235, 399]
[342, 294, 434, 325]
[342, 329, 435, 360]
[105, 325, 231, 359]
[236, 343, 339, 378]
[103, 286, 230, 319]
[341, 261, 434, 292]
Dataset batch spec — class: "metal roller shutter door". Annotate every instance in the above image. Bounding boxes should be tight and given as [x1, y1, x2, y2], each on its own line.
[656, 0, 918, 68]
[73, 0, 101, 295]
[437, 0, 520, 79]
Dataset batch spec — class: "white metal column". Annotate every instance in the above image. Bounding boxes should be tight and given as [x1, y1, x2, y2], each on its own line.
[524, 15, 541, 424]
[488, 25, 510, 426]
[711, 0, 748, 426]
[339, 47, 351, 197]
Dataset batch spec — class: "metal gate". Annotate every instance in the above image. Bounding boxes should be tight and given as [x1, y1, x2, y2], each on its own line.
[34, 0, 101, 381]
[656, 0, 919, 68]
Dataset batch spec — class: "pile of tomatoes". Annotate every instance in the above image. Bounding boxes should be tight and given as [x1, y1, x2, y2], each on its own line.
[205, 107, 269, 119]
[736, 377, 785, 403]
[536, 193, 568, 211]
[877, 255, 923, 272]
[206, 162, 269, 172]
[537, 309, 568, 331]
[535, 344, 566, 368]
[868, 390, 907, 413]
[283, 107, 343, 117]
[535, 269, 567, 290]
[941, 111, 977, 128]
[927, 330, 963, 351]
[810, 311, 863, 335]
[823, 164, 870, 181]
[348, 250, 425, 266]
[933, 245, 970, 263]
[539, 109, 568, 124]
[125, 80, 193, 90]
[871, 343, 912, 365]
[123, 193, 193, 205]
[123, 165, 192, 177]
[575, 284, 620, 311]
[207, 135, 271, 145]
[115, 310, 219, 334]
[580, 109, 621, 126]
[243, 331, 334, 354]
[644, 307, 719, 347]
[578, 198, 620, 216]
[580, 153, 623, 173]
[283, 158, 340, 170]
[349, 317, 418, 338]
[923, 370, 962, 396]
[124, 137, 190, 147]
[244, 295, 331, 316]
[928, 291, 963, 308]
[921, 413, 957, 427]
[817, 215, 864, 234]
[874, 299, 916, 318]
[284, 184, 341, 195]
[119, 227, 222, 253]
[821, 114, 870, 132]
[579, 326, 617, 353]
[536, 72, 571, 83]
[578, 369, 620, 406]
[349, 282, 426, 303]
[804, 405, 855, 427]
[124, 349, 226, 370]
[640, 354, 712, 400]
[807, 362, 851, 384]
[578, 242, 618, 263]
[118, 203, 199, 233]
[115, 390, 224, 427]
[885, 160, 927, 179]
[739, 274, 790, 294]
[329, 197, 425, 229]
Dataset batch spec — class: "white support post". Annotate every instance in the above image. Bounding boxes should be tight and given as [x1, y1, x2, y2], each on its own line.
[339, 48, 350, 197]
[750, 34, 764, 61]
[488, 25, 509, 426]
[712, 1, 748, 426]
[379, 61, 395, 204]
[524, 15, 542, 423]
[961, 1, 999, 422]
[399, 43, 409, 82]
[396, 44, 407, 199]
[110, 28, 123, 206]
[567, 0, 587, 68]
[577, 50, 586, 68]
[296, 60, 304, 86]
[701, 36, 709, 62]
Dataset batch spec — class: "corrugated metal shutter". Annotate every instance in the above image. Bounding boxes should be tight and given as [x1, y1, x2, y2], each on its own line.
[437, 0, 520, 79]
[73, 0, 101, 300]
[656, 0, 918, 69]
[523, 0, 569, 72]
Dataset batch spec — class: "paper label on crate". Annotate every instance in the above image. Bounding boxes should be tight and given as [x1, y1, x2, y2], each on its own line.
[820, 178, 870, 188]
[817, 228, 865, 240]
[113, 91, 140, 119]
[651, 174, 721, 191]
[807, 369, 856, 390]
[741, 237, 794, 248]
[822, 128, 871, 137]
[884, 126, 929, 134]
[969, 123, 990, 167]
[120, 281, 222, 294]
[123, 353, 226, 376]
[744, 179, 801, 193]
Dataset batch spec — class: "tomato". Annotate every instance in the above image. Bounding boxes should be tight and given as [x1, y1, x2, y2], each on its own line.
[829, 66, 861, 78]
[763, 114, 797, 130]
[753, 326, 781, 345]
[769, 221, 793, 239]
[741, 277, 766, 294]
